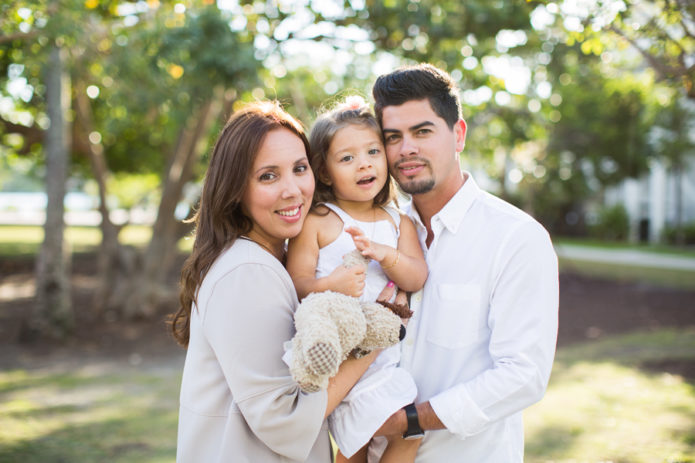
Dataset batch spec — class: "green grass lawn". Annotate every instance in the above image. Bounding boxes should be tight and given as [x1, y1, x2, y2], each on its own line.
[559, 257, 695, 289]
[0, 358, 183, 463]
[525, 328, 695, 463]
[0, 329, 693, 462]
[0, 225, 192, 257]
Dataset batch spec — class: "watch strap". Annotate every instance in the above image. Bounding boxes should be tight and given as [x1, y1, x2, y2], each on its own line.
[402, 402, 424, 439]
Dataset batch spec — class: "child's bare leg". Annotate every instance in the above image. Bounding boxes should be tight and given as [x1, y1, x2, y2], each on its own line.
[335, 443, 368, 463]
[379, 436, 422, 463]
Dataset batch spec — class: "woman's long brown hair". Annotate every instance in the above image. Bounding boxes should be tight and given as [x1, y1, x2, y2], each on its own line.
[171, 101, 310, 347]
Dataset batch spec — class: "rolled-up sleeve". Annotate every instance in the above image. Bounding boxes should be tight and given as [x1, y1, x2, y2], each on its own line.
[429, 221, 559, 438]
[202, 263, 328, 461]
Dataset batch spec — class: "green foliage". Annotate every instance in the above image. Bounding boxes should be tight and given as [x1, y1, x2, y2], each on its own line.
[573, 0, 695, 99]
[589, 204, 630, 241]
[663, 222, 695, 246]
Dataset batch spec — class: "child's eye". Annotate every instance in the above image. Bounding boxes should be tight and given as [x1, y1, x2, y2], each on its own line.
[368, 148, 381, 156]
[340, 155, 353, 162]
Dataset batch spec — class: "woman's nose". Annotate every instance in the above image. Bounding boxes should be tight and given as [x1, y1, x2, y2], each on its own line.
[281, 177, 302, 198]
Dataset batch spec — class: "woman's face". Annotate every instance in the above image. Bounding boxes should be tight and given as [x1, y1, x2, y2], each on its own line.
[242, 128, 315, 251]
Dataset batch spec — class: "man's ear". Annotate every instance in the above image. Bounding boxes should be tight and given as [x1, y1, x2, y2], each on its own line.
[454, 119, 467, 152]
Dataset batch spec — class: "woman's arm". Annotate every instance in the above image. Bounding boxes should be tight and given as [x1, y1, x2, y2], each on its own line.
[287, 213, 366, 299]
[345, 214, 427, 292]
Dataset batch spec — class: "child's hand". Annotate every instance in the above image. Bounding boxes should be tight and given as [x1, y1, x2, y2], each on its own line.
[345, 226, 389, 263]
[328, 262, 366, 298]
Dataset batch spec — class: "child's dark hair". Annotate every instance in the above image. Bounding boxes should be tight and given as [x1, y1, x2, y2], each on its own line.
[372, 63, 462, 129]
[309, 95, 392, 207]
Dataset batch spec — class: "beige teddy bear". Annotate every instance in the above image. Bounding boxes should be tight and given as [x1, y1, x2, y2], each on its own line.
[289, 251, 411, 392]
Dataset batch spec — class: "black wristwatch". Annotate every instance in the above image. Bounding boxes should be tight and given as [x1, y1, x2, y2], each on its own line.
[402, 402, 425, 440]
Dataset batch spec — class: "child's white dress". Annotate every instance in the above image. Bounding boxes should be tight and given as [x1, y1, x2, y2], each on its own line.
[318, 203, 417, 458]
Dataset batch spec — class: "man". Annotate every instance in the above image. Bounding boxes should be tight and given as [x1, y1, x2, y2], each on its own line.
[370, 64, 559, 461]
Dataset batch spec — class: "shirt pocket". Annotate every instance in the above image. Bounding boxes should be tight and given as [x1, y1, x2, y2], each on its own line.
[426, 283, 482, 349]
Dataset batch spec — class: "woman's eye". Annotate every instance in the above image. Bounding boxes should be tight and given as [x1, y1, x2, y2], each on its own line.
[294, 164, 308, 173]
[259, 172, 276, 181]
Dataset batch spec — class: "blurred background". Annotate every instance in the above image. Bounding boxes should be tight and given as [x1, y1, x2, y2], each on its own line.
[0, 1, 693, 462]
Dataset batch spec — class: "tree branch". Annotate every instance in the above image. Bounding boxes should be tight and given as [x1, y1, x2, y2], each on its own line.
[0, 30, 39, 44]
[0, 116, 44, 154]
[608, 25, 682, 79]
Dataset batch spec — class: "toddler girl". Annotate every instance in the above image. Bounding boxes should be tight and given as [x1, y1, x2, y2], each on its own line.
[287, 96, 428, 463]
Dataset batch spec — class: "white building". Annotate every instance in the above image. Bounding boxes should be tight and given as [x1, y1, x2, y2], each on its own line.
[605, 156, 695, 243]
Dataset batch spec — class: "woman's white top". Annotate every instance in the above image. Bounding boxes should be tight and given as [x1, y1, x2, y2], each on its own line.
[177, 238, 331, 463]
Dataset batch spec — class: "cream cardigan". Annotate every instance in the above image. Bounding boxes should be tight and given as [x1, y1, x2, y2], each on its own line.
[177, 238, 331, 462]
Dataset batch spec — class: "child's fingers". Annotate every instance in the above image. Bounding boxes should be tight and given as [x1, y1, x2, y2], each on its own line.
[345, 225, 364, 236]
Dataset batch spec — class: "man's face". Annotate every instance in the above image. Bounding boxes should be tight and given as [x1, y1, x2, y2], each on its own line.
[381, 99, 466, 196]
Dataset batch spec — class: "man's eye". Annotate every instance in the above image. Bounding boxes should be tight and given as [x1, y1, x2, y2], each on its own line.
[385, 135, 400, 143]
[417, 128, 431, 135]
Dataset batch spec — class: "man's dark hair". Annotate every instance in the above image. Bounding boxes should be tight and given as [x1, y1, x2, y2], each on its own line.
[372, 63, 462, 129]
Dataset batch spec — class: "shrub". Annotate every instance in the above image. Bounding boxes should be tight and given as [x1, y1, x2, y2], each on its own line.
[662, 221, 695, 245]
[590, 204, 630, 241]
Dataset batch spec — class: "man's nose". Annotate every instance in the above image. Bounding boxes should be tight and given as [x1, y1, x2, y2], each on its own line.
[400, 136, 418, 156]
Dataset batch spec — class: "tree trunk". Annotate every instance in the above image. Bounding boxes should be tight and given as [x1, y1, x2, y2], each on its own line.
[117, 87, 233, 319]
[30, 45, 73, 339]
[673, 163, 685, 246]
[74, 85, 129, 314]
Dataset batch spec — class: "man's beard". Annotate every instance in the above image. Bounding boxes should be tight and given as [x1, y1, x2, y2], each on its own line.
[399, 178, 435, 195]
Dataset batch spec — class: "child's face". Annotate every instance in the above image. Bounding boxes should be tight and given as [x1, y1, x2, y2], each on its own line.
[323, 124, 388, 205]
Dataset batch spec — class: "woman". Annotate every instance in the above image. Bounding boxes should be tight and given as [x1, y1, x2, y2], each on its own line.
[171, 101, 377, 462]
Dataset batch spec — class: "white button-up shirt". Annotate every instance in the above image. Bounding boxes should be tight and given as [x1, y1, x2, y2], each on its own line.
[398, 174, 558, 462]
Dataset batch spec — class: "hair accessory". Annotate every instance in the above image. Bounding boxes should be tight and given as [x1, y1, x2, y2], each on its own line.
[343, 95, 366, 111]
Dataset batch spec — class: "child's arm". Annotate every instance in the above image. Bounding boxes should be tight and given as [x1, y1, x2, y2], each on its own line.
[287, 214, 367, 300]
[345, 215, 427, 292]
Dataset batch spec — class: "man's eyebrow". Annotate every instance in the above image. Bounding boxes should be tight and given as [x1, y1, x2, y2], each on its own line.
[410, 121, 435, 131]
[382, 121, 435, 134]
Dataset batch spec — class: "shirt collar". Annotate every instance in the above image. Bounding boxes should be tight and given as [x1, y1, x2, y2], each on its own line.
[407, 171, 481, 235]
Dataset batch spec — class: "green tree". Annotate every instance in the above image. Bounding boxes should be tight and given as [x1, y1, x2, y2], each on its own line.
[1, 2, 260, 328]
[650, 96, 695, 244]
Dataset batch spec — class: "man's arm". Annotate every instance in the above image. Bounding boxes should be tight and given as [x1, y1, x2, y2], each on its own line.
[375, 401, 443, 437]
